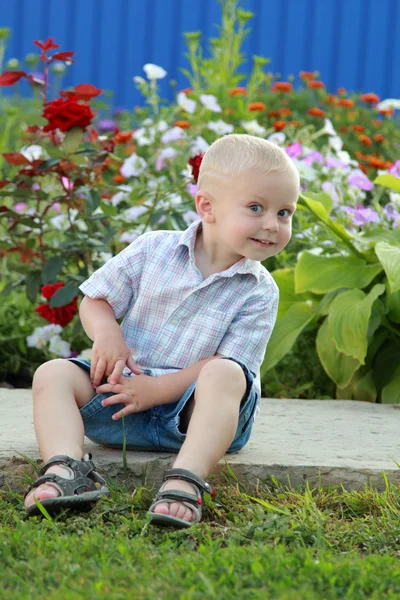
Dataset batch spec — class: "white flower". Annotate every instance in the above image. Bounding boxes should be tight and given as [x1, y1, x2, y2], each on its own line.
[147, 176, 167, 190]
[161, 127, 184, 144]
[308, 247, 324, 255]
[132, 127, 153, 146]
[292, 159, 316, 182]
[156, 120, 169, 132]
[49, 336, 71, 357]
[111, 185, 133, 207]
[77, 348, 92, 361]
[376, 98, 400, 111]
[119, 230, 141, 243]
[133, 76, 146, 85]
[143, 63, 167, 80]
[122, 205, 148, 221]
[267, 132, 286, 145]
[190, 136, 209, 154]
[207, 120, 234, 135]
[200, 94, 222, 112]
[329, 136, 343, 152]
[241, 119, 266, 136]
[322, 118, 336, 136]
[92, 251, 113, 263]
[120, 153, 147, 178]
[49, 210, 87, 232]
[336, 150, 358, 166]
[20, 145, 43, 161]
[155, 147, 177, 171]
[26, 324, 63, 350]
[177, 92, 197, 114]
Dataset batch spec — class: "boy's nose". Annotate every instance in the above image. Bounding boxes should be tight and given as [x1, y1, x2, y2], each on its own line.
[262, 218, 279, 232]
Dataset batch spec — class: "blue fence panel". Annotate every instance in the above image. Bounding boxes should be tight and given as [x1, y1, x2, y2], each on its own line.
[0, 0, 399, 110]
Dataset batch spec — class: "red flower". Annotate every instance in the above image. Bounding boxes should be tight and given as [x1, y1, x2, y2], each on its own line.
[307, 107, 326, 117]
[272, 82, 293, 93]
[307, 80, 325, 89]
[248, 101, 267, 111]
[229, 87, 247, 96]
[188, 154, 204, 183]
[35, 282, 78, 327]
[299, 71, 315, 80]
[273, 120, 287, 131]
[360, 92, 380, 104]
[43, 95, 95, 132]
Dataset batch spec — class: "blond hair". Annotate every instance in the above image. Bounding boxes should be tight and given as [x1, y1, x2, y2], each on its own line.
[198, 133, 299, 188]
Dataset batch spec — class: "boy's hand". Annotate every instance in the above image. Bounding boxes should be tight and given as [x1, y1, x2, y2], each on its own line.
[95, 374, 161, 420]
[90, 331, 142, 388]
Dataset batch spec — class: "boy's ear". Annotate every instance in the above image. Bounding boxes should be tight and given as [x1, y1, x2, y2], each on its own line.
[195, 191, 215, 223]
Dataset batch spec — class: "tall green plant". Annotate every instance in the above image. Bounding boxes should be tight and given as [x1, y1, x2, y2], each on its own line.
[261, 187, 400, 403]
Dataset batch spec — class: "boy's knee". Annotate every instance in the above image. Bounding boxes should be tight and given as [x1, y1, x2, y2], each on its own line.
[199, 357, 246, 388]
[32, 359, 73, 390]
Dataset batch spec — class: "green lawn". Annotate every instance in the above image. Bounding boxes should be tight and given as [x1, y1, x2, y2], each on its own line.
[2, 469, 400, 599]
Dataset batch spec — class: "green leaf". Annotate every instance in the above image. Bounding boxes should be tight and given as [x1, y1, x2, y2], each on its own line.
[373, 173, 400, 193]
[99, 201, 117, 217]
[295, 252, 382, 294]
[37, 158, 61, 171]
[61, 127, 84, 155]
[260, 302, 315, 375]
[375, 241, 400, 293]
[271, 268, 298, 319]
[381, 367, 400, 404]
[327, 284, 385, 363]
[84, 189, 101, 215]
[352, 370, 377, 403]
[49, 282, 79, 308]
[42, 256, 65, 285]
[25, 272, 42, 304]
[372, 342, 400, 393]
[243, 494, 291, 515]
[302, 191, 333, 215]
[316, 318, 360, 388]
[386, 285, 400, 324]
[354, 227, 400, 245]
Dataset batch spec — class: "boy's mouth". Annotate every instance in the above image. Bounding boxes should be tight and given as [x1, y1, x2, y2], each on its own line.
[250, 238, 275, 246]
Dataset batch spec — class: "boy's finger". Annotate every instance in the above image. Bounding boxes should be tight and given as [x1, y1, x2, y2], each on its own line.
[108, 359, 126, 384]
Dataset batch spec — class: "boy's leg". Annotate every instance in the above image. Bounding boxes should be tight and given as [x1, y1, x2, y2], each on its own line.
[153, 358, 246, 522]
[24, 359, 95, 509]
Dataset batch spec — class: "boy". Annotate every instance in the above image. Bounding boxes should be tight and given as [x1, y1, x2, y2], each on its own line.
[24, 133, 300, 527]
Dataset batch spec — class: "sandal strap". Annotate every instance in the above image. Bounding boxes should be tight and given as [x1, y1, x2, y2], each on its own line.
[27, 472, 99, 497]
[162, 468, 215, 497]
[156, 489, 202, 505]
[148, 497, 202, 524]
[38, 454, 95, 478]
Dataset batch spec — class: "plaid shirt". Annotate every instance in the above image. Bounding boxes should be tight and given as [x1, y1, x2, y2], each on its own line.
[79, 219, 279, 406]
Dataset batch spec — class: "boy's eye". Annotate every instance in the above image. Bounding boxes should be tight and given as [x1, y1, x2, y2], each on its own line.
[249, 205, 292, 217]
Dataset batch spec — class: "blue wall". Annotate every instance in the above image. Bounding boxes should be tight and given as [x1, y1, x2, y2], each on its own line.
[1, 0, 399, 110]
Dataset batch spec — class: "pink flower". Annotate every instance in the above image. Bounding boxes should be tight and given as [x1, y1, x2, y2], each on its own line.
[286, 143, 302, 158]
[341, 204, 379, 226]
[14, 202, 28, 213]
[61, 177, 74, 191]
[389, 160, 400, 178]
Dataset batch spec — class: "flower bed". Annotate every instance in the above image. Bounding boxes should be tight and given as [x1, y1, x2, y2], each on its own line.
[0, 0, 399, 401]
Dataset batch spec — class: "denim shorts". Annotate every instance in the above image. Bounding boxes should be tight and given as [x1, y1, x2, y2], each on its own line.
[66, 356, 259, 453]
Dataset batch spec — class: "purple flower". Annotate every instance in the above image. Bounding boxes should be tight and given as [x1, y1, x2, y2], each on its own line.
[302, 151, 324, 166]
[322, 181, 341, 206]
[389, 160, 400, 178]
[97, 119, 117, 132]
[384, 204, 400, 227]
[187, 183, 198, 197]
[341, 204, 380, 226]
[347, 170, 374, 191]
[113, 106, 127, 116]
[30, 72, 45, 85]
[286, 142, 302, 158]
[325, 156, 350, 170]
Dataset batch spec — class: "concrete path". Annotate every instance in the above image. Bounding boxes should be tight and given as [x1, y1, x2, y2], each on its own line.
[1, 388, 400, 492]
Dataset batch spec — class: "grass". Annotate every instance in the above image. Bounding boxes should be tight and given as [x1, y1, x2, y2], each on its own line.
[2, 468, 400, 599]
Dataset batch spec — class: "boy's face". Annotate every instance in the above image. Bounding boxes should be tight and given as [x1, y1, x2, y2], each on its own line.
[197, 167, 299, 261]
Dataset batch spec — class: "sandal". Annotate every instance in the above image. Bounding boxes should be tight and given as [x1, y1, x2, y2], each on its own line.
[24, 453, 110, 517]
[147, 467, 215, 528]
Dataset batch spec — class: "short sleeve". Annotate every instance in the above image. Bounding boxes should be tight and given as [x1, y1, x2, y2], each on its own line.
[79, 233, 148, 319]
[216, 290, 279, 376]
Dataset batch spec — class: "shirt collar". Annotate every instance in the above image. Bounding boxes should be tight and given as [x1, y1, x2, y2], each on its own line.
[174, 219, 261, 282]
